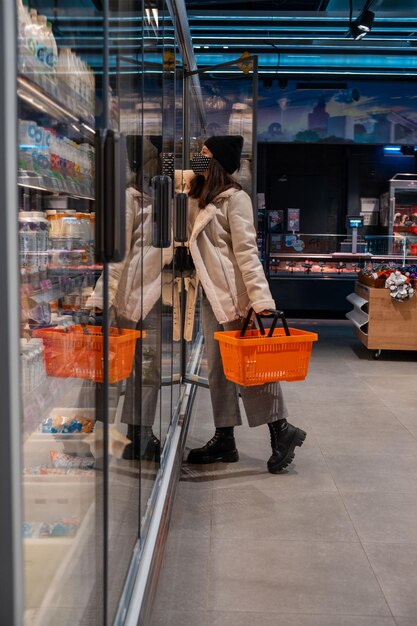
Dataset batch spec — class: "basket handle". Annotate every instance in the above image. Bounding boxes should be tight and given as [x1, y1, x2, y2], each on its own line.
[240, 308, 291, 338]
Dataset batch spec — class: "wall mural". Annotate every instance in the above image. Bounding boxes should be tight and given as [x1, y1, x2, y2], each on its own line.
[257, 80, 417, 145]
[195, 77, 417, 146]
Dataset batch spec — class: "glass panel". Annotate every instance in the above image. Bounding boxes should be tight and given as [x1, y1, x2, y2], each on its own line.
[160, 4, 176, 450]
[104, 3, 147, 623]
[139, 0, 164, 550]
[17, 0, 104, 623]
[185, 58, 257, 386]
[102, 0, 176, 620]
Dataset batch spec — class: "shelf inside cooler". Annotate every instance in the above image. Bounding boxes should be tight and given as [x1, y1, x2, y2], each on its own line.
[18, 171, 94, 201]
[23, 478, 95, 614]
[17, 75, 95, 130]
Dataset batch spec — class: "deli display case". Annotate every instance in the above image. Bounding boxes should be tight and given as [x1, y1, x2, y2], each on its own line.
[267, 232, 417, 314]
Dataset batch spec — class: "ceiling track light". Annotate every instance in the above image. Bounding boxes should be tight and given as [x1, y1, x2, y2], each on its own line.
[348, 1, 375, 41]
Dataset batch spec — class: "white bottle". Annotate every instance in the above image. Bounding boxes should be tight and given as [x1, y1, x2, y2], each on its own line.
[17, 0, 31, 73]
[56, 48, 73, 105]
[20, 339, 28, 394]
[29, 9, 45, 72]
[46, 21, 58, 74]
[37, 15, 56, 83]
[36, 15, 49, 69]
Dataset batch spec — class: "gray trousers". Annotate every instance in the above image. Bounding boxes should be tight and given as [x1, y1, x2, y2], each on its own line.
[118, 304, 160, 428]
[201, 295, 288, 428]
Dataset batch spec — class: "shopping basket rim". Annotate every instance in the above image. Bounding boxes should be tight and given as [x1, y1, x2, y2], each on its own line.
[214, 327, 318, 346]
[33, 325, 142, 340]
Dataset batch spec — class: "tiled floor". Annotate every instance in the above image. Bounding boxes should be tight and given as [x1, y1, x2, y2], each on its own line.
[151, 322, 417, 626]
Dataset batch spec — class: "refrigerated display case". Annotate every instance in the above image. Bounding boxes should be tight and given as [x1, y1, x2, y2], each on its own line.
[266, 232, 417, 313]
[0, 0, 191, 623]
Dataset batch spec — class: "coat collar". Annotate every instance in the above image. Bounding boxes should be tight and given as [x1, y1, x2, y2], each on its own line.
[189, 187, 239, 245]
[189, 202, 217, 245]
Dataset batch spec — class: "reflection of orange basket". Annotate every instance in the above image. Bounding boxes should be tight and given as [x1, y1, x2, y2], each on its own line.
[33, 325, 142, 383]
[214, 309, 318, 387]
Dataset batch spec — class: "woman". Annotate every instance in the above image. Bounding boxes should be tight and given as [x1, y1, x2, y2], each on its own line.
[87, 136, 171, 461]
[180, 135, 306, 473]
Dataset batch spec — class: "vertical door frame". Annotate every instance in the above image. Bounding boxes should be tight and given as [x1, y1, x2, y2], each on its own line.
[0, 0, 24, 624]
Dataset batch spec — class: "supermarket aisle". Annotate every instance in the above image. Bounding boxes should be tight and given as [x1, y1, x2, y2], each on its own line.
[151, 322, 417, 626]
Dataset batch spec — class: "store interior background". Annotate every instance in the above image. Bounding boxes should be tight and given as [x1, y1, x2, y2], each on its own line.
[176, 0, 417, 317]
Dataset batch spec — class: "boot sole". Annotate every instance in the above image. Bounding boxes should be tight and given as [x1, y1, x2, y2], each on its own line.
[186, 449, 240, 464]
[267, 428, 307, 474]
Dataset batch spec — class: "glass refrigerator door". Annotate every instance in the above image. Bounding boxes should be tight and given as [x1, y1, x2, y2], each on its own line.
[184, 57, 258, 386]
[105, 0, 177, 622]
[17, 0, 107, 624]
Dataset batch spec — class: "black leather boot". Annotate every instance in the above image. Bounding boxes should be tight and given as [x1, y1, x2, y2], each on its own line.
[187, 427, 239, 464]
[267, 419, 306, 473]
[122, 425, 161, 462]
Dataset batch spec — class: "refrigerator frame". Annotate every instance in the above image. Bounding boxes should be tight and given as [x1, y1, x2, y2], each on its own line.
[0, 0, 24, 624]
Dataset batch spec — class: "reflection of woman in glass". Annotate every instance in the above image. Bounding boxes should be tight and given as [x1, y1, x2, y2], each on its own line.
[178, 135, 306, 473]
[87, 136, 170, 461]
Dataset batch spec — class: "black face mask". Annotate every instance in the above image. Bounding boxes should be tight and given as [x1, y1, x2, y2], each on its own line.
[190, 154, 212, 174]
[161, 152, 175, 180]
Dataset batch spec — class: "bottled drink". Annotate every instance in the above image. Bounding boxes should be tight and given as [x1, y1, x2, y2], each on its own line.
[29, 9, 45, 73]
[17, 0, 32, 73]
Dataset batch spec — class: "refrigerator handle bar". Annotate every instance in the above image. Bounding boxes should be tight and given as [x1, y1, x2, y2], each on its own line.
[95, 129, 126, 263]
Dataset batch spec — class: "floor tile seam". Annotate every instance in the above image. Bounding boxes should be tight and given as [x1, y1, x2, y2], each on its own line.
[394, 417, 417, 443]
[286, 401, 394, 408]
[309, 431, 396, 620]
[206, 486, 215, 614]
[340, 490, 417, 497]
[209, 536, 363, 544]
[211, 486, 341, 495]
[335, 489, 397, 621]
[201, 608, 397, 618]
[319, 450, 417, 459]
[210, 537, 371, 546]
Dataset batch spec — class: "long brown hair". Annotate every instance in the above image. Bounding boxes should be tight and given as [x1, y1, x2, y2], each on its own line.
[189, 158, 242, 209]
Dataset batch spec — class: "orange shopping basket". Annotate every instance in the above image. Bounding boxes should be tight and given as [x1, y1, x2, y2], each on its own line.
[214, 308, 318, 387]
[33, 325, 142, 383]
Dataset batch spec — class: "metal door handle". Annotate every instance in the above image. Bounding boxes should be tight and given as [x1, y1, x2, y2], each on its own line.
[95, 129, 126, 262]
[152, 175, 172, 248]
[174, 192, 188, 242]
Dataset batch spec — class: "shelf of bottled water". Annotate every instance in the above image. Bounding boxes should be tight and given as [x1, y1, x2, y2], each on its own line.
[17, 0, 95, 124]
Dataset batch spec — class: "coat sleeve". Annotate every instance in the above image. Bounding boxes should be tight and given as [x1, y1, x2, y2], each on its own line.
[85, 187, 137, 309]
[227, 190, 276, 313]
[175, 169, 194, 194]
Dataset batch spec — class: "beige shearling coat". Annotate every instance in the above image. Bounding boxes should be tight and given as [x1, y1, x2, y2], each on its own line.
[86, 186, 172, 321]
[177, 170, 275, 325]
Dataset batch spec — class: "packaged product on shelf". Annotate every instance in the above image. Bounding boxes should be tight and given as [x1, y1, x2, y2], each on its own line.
[45, 20, 58, 76]
[36, 15, 51, 71]
[28, 9, 44, 71]
[19, 211, 38, 270]
[40, 414, 94, 434]
[17, 0, 32, 74]
[20, 337, 47, 394]
[50, 450, 95, 470]
[18, 120, 35, 172]
[23, 465, 95, 476]
[23, 518, 79, 538]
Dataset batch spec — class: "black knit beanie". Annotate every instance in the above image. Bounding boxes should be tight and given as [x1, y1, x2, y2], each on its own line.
[204, 135, 244, 174]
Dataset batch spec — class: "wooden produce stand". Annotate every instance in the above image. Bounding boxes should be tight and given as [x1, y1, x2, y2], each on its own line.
[346, 281, 417, 358]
